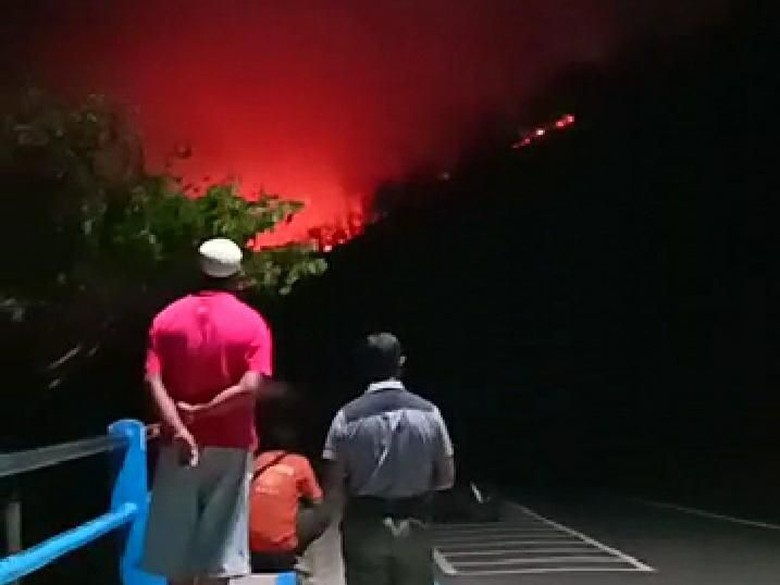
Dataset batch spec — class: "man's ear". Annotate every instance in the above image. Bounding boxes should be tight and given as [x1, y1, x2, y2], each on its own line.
[400, 355, 407, 367]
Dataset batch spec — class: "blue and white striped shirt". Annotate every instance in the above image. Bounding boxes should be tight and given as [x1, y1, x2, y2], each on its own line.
[322, 380, 454, 498]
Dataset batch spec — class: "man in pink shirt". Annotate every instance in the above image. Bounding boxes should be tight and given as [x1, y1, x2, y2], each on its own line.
[141, 237, 273, 585]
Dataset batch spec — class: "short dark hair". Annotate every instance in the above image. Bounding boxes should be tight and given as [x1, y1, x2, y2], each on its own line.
[357, 332, 403, 381]
[262, 424, 299, 451]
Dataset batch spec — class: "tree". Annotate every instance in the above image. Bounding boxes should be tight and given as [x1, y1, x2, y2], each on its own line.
[0, 87, 326, 394]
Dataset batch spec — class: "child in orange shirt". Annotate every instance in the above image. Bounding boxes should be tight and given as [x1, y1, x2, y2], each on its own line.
[249, 425, 328, 574]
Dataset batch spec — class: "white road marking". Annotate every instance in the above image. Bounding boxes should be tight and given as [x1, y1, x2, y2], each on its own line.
[433, 549, 456, 575]
[434, 527, 564, 538]
[634, 498, 780, 531]
[434, 502, 657, 576]
[434, 525, 547, 532]
[445, 546, 602, 557]
[454, 555, 626, 567]
[437, 533, 581, 543]
[505, 502, 655, 572]
[452, 566, 656, 576]
[438, 539, 584, 550]
[432, 521, 522, 529]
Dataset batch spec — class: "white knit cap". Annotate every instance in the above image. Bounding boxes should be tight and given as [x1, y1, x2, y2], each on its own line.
[198, 238, 243, 278]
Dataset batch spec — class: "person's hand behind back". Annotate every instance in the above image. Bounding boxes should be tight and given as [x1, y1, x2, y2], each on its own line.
[173, 428, 199, 466]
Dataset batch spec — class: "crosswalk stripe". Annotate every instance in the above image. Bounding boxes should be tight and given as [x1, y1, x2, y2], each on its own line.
[432, 501, 655, 576]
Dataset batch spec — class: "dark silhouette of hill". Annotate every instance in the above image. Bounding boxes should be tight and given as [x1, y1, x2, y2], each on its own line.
[272, 5, 776, 515]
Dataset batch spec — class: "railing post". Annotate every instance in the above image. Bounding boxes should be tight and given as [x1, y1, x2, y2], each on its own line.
[276, 571, 297, 585]
[108, 420, 164, 585]
[2, 485, 21, 585]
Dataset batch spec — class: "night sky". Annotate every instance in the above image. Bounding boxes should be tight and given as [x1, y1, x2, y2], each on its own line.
[0, 0, 728, 242]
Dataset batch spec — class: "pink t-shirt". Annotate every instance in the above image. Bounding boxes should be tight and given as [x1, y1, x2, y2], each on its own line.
[145, 290, 273, 450]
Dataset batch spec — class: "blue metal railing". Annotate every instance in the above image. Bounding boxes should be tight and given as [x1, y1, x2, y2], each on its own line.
[0, 420, 295, 585]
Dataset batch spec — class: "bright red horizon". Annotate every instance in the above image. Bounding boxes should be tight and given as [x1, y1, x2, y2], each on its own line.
[2, 1, 727, 248]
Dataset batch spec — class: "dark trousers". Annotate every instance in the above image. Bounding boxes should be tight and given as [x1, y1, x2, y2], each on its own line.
[251, 551, 297, 573]
[341, 497, 433, 585]
[251, 506, 329, 574]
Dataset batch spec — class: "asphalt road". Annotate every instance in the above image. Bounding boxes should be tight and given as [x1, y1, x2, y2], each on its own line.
[434, 493, 780, 585]
[253, 492, 780, 585]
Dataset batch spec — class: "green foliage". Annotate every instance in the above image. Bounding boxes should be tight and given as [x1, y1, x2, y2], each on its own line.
[0, 89, 139, 300]
[94, 180, 327, 295]
[0, 87, 327, 388]
[0, 87, 326, 315]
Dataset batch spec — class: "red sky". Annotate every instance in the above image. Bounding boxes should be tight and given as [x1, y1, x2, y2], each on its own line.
[1, 0, 728, 243]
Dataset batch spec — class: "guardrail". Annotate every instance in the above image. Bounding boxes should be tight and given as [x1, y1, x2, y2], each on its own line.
[0, 420, 160, 585]
[0, 420, 294, 585]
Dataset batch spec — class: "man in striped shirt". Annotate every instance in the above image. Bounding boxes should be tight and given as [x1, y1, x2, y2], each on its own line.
[323, 333, 455, 585]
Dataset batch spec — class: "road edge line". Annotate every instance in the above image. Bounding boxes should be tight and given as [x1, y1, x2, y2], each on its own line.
[632, 498, 780, 531]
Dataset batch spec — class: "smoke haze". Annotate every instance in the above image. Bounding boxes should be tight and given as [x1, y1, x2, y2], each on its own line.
[1, 0, 728, 240]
